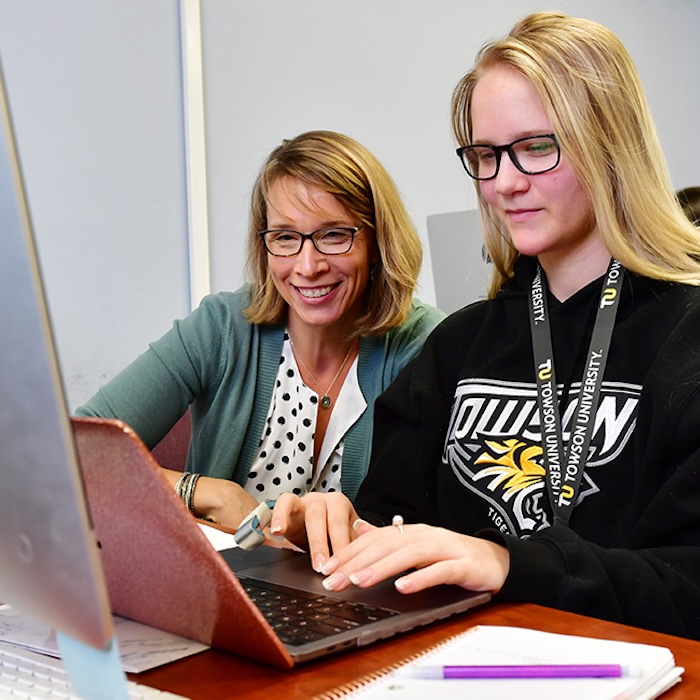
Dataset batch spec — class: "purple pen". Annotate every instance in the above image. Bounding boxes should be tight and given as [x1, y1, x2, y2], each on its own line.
[400, 664, 637, 679]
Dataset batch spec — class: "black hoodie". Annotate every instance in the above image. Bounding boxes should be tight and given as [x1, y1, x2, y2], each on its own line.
[356, 256, 700, 639]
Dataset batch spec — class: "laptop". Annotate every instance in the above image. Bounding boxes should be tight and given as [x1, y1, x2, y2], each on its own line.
[72, 416, 492, 667]
[0, 51, 185, 698]
[0, 44, 489, 673]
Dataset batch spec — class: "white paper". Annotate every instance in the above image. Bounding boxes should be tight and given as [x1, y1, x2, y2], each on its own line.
[0, 604, 208, 673]
[197, 521, 239, 551]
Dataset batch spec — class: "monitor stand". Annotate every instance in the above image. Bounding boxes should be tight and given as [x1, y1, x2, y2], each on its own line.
[56, 631, 130, 699]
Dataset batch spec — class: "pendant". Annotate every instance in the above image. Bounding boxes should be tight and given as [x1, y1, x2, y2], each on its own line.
[320, 395, 332, 409]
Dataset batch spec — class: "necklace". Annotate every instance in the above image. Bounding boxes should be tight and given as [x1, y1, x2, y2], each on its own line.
[289, 337, 356, 409]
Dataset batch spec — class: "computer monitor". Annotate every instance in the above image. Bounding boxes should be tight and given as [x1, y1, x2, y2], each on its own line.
[427, 208, 488, 314]
[0, 54, 129, 698]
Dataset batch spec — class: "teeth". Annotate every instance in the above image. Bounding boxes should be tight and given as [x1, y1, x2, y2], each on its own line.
[299, 286, 332, 299]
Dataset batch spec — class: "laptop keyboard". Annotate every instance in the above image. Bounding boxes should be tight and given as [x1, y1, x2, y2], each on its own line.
[0, 644, 188, 699]
[239, 578, 399, 647]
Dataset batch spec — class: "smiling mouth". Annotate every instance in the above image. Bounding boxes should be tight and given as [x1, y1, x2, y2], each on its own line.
[297, 285, 334, 299]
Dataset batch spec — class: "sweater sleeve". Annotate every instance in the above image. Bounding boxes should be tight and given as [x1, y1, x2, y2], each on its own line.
[74, 292, 239, 448]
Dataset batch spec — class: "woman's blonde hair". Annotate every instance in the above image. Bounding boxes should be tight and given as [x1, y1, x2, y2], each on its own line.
[245, 130, 422, 336]
[451, 11, 700, 297]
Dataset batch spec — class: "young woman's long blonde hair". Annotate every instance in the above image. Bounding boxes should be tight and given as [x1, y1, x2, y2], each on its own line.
[452, 11, 700, 298]
[245, 130, 423, 336]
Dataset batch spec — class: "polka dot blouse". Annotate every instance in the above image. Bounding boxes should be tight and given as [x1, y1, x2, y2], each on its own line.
[244, 332, 365, 502]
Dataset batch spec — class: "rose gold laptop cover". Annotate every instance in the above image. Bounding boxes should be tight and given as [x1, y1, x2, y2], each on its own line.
[72, 416, 491, 668]
[72, 416, 294, 669]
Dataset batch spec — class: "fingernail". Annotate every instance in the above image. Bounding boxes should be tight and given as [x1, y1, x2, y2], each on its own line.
[313, 553, 327, 573]
[348, 569, 372, 586]
[270, 521, 282, 535]
[320, 557, 337, 576]
[322, 572, 344, 591]
[395, 577, 412, 593]
[352, 518, 367, 532]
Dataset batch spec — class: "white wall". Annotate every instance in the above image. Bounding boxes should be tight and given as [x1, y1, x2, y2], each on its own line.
[202, 0, 700, 301]
[0, 1, 190, 409]
[0, 0, 698, 409]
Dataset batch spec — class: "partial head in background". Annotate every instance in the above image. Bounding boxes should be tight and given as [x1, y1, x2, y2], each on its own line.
[452, 11, 700, 297]
[677, 186, 700, 226]
[245, 130, 423, 336]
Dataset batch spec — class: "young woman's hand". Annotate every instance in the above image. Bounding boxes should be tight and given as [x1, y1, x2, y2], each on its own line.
[318, 520, 511, 596]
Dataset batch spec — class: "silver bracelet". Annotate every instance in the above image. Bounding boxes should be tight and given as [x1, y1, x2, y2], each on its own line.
[174, 471, 199, 515]
[184, 473, 200, 515]
[174, 471, 190, 501]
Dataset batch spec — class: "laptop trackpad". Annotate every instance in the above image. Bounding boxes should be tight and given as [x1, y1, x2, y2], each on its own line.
[220, 545, 479, 613]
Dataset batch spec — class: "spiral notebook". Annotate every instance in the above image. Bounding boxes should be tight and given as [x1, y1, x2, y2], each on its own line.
[320, 625, 683, 700]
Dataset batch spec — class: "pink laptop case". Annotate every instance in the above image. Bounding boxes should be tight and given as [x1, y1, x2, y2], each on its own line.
[71, 416, 294, 669]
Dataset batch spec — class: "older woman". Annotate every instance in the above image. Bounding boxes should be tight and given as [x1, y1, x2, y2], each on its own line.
[76, 130, 443, 528]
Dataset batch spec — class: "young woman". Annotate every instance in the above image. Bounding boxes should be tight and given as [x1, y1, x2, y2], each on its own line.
[274, 13, 700, 639]
[76, 130, 443, 529]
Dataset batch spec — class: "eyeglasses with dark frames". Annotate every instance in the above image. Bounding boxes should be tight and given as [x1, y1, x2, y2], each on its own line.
[259, 225, 364, 257]
[456, 134, 560, 181]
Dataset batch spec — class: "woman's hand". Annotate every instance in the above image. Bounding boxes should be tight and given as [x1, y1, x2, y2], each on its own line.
[318, 521, 511, 596]
[191, 476, 260, 528]
[160, 468, 259, 529]
[270, 492, 360, 573]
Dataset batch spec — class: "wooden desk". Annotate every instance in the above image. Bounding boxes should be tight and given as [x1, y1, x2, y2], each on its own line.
[134, 603, 700, 699]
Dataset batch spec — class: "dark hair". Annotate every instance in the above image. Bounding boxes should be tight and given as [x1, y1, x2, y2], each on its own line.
[677, 187, 700, 225]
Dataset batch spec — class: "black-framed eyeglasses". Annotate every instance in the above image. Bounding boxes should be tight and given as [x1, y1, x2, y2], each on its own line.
[456, 134, 560, 181]
[259, 226, 364, 257]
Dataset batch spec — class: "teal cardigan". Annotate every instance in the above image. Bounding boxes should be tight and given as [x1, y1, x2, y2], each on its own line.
[76, 286, 444, 501]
